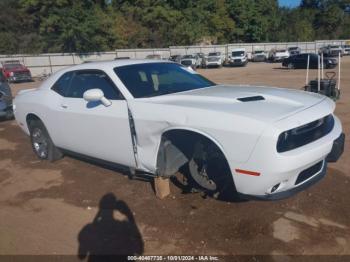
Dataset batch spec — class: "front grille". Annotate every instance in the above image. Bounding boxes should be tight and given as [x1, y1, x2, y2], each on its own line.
[277, 114, 334, 153]
[234, 59, 241, 62]
[295, 161, 323, 185]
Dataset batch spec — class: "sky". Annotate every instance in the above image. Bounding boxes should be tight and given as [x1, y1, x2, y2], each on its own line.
[279, 0, 301, 8]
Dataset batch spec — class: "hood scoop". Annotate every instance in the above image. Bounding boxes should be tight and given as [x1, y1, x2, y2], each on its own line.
[237, 96, 265, 102]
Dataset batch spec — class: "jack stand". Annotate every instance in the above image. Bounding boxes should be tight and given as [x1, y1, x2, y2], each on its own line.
[154, 177, 170, 199]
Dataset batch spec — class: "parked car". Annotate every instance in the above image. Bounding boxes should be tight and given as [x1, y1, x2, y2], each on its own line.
[268, 49, 290, 62]
[282, 53, 338, 69]
[145, 54, 162, 60]
[319, 45, 343, 57]
[342, 45, 350, 56]
[204, 52, 223, 68]
[169, 55, 182, 63]
[180, 55, 201, 68]
[288, 47, 301, 56]
[193, 53, 205, 68]
[1, 60, 32, 83]
[14, 60, 344, 201]
[0, 71, 13, 119]
[251, 50, 267, 62]
[115, 57, 130, 60]
[227, 48, 248, 67]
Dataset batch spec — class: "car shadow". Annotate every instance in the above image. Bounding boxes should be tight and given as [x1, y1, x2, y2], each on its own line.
[77, 193, 144, 261]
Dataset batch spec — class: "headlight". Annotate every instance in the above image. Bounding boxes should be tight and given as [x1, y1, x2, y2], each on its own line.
[277, 115, 334, 152]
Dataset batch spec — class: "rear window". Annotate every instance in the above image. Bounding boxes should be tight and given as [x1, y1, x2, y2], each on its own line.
[208, 52, 221, 56]
[3, 64, 22, 70]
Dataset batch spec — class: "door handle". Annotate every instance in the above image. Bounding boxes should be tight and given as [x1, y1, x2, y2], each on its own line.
[60, 104, 68, 109]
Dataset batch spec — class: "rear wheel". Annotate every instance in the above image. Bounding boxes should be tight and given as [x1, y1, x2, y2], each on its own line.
[29, 120, 63, 161]
[187, 139, 237, 201]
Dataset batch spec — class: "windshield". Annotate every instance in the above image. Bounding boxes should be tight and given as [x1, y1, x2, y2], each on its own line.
[289, 47, 298, 50]
[330, 45, 340, 49]
[232, 51, 244, 56]
[208, 52, 220, 56]
[254, 50, 264, 54]
[114, 63, 216, 98]
[182, 55, 194, 59]
[276, 50, 286, 53]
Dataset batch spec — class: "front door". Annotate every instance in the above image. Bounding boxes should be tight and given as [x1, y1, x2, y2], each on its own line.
[56, 69, 136, 167]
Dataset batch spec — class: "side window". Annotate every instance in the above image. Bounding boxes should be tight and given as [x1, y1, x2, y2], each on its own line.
[66, 70, 122, 100]
[51, 72, 73, 96]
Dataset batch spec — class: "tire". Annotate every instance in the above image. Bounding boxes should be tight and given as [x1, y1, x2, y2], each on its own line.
[187, 139, 237, 201]
[287, 63, 295, 69]
[29, 120, 63, 162]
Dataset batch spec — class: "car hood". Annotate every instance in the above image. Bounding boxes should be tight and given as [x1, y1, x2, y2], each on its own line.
[141, 85, 327, 123]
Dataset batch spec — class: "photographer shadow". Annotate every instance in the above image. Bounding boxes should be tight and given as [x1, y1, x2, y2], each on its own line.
[78, 193, 144, 261]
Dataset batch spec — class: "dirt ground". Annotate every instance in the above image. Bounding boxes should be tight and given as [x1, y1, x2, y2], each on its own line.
[0, 58, 349, 258]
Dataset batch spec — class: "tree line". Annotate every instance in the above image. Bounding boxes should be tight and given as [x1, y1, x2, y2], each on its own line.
[0, 0, 349, 54]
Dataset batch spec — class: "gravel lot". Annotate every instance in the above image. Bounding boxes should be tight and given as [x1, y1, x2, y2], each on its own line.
[1, 58, 349, 257]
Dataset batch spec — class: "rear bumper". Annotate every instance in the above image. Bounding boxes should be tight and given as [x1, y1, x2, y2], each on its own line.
[8, 75, 32, 82]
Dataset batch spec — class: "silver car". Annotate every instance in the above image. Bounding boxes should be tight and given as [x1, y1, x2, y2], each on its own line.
[0, 71, 13, 120]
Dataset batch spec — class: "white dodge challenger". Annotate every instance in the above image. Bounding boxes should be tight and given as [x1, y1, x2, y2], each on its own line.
[14, 60, 345, 201]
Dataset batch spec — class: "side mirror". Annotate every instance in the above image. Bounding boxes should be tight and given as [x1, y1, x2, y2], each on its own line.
[83, 89, 111, 107]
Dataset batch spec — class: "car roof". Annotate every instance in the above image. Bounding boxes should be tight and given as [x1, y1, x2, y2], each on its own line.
[62, 59, 172, 71]
[41, 59, 173, 90]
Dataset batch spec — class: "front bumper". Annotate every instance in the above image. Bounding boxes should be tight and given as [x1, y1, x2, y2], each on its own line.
[326, 133, 345, 162]
[239, 132, 344, 200]
[238, 160, 328, 200]
[228, 59, 247, 66]
[206, 61, 222, 67]
[230, 102, 343, 200]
